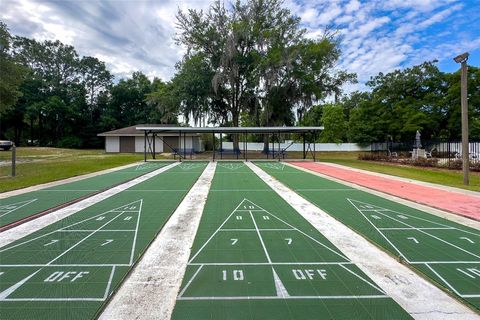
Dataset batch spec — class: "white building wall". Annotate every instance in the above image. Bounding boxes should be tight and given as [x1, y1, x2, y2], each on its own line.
[105, 136, 120, 153]
[221, 142, 371, 152]
[178, 135, 195, 149]
[135, 136, 164, 153]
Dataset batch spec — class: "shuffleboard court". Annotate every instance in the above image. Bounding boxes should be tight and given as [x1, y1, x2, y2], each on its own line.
[172, 162, 411, 319]
[0, 161, 206, 319]
[256, 162, 480, 311]
[0, 162, 171, 229]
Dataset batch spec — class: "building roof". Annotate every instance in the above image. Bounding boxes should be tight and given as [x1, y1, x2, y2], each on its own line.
[98, 124, 186, 137]
[136, 126, 324, 134]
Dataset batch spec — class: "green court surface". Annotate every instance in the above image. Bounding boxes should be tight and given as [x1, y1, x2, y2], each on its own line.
[0, 162, 171, 229]
[256, 162, 480, 311]
[172, 162, 411, 319]
[0, 162, 206, 319]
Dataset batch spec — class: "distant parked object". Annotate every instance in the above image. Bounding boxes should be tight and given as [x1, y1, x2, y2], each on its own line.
[0, 140, 13, 151]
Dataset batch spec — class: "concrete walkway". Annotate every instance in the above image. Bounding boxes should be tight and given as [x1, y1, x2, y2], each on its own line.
[290, 162, 480, 221]
[99, 162, 216, 320]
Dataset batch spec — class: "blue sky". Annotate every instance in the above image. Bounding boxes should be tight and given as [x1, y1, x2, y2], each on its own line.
[1, 0, 479, 92]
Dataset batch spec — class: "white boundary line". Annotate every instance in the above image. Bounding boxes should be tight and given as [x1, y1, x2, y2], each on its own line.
[248, 161, 479, 319]
[0, 199, 142, 253]
[338, 264, 386, 294]
[216, 163, 245, 170]
[350, 199, 480, 236]
[129, 199, 143, 265]
[99, 162, 215, 320]
[0, 205, 132, 301]
[351, 200, 480, 261]
[249, 210, 272, 263]
[255, 205, 350, 261]
[103, 266, 116, 299]
[424, 263, 480, 298]
[424, 264, 462, 297]
[0, 162, 149, 199]
[0, 264, 129, 267]
[348, 199, 410, 262]
[187, 262, 354, 266]
[285, 162, 480, 231]
[177, 295, 389, 301]
[378, 227, 454, 230]
[188, 199, 248, 263]
[0, 162, 180, 248]
[0, 199, 38, 218]
[177, 265, 204, 298]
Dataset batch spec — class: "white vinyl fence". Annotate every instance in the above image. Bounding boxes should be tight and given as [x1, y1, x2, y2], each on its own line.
[221, 142, 371, 152]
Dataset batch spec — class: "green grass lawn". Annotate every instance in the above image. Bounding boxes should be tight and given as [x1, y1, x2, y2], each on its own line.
[310, 152, 480, 192]
[1, 148, 479, 193]
[0, 148, 166, 192]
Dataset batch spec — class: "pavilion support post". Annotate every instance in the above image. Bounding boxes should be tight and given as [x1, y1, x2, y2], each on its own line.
[278, 131, 281, 162]
[183, 132, 186, 159]
[212, 132, 216, 162]
[178, 130, 182, 162]
[303, 133, 306, 159]
[272, 133, 275, 159]
[266, 134, 269, 159]
[143, 131, 146, 162]
[244, 131, 247, 161]
[313, 131, 316, 162]
[220, 133, 223, 160]
[153, 133, 156, 160]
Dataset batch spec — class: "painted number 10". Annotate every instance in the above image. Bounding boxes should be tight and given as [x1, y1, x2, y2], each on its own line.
[222, 270, 244, 281]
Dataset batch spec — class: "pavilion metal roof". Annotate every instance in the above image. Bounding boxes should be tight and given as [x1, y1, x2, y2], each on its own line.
[136, 126, 324, 134]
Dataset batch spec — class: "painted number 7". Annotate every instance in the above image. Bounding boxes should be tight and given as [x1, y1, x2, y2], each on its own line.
[230, 238, 238, 245]
[285, 238, 292, 245]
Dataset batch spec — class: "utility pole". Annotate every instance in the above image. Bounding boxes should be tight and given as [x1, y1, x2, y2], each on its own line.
[453, 52, 470, 185]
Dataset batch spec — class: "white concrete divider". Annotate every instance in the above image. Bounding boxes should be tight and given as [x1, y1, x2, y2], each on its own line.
[99, 162, 216, 320]
[247, 162, 479, 320]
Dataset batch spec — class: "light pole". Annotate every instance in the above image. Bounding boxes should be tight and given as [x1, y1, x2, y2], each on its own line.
[453, 52, 469, 185]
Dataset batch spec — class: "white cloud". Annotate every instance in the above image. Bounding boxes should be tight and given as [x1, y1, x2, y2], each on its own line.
[1, 0, 478, 93]
[417, 3, 463, 28]
[345, 0, 361, 14]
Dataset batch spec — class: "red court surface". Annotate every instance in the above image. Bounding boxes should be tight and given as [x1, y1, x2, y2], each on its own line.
[289, 162, 480, 221]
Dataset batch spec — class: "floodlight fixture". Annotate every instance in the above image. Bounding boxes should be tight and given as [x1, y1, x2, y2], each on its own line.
[453, 52, 469, 63]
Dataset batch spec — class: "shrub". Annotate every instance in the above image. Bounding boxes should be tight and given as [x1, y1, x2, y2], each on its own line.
[58, 136, 83, 149]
